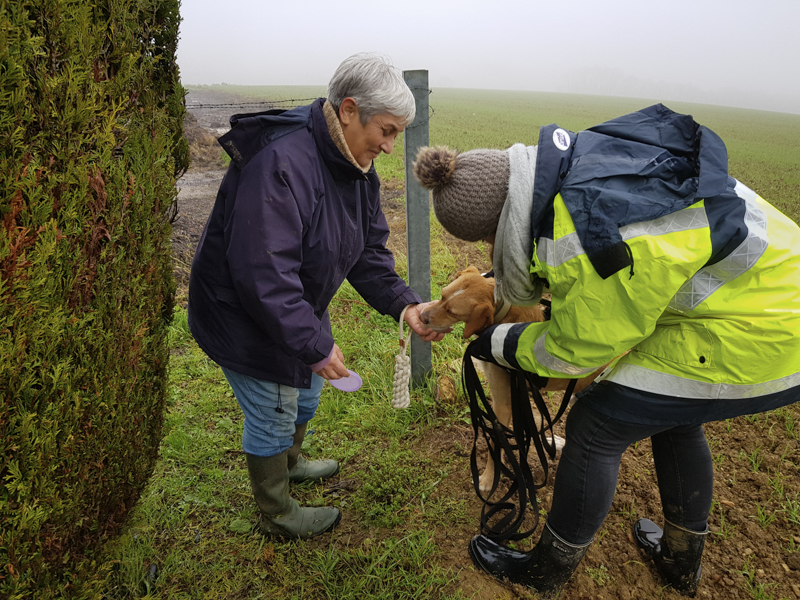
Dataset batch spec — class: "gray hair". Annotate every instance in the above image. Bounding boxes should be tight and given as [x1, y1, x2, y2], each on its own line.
[327, 53, 416, 125]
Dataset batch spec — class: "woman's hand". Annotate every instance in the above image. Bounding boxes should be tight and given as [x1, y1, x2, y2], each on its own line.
[314, 344, 350, 380]
[404, 302, 450, 342]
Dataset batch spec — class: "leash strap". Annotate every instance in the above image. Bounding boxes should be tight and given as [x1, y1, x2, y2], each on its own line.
[463, 338, 577, 542]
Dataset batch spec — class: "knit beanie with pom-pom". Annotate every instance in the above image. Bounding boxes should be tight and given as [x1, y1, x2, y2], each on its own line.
[412, 146, 510, 242]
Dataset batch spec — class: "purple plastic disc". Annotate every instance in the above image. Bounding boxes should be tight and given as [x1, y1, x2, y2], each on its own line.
[328, 370, 362, 392]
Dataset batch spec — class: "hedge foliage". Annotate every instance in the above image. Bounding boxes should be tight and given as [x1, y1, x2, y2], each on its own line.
[0, 0, 188, 597]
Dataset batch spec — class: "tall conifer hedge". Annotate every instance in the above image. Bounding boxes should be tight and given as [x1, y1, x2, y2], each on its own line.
[0, 0, 188, 596]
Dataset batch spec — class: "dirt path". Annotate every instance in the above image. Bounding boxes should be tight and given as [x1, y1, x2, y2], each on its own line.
[174, 89, 800, 600]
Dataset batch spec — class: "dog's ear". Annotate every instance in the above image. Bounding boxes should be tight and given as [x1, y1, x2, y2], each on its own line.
[455, 265, 481, 278]
[463, 302, 494, 338]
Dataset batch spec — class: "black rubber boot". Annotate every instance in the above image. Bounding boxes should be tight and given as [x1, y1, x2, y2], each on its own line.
[468, 521, 590, 599]
[633, 518, 708, 597]
[245, 450, 340, 539]
[287, 422, 339, 483]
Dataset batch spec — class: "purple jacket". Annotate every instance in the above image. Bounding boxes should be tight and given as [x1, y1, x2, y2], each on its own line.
[188, 99, 421, 388]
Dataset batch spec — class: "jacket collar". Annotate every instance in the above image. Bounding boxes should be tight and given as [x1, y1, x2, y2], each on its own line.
[310, 99, 374, 182]
[322, 100, 372, 174]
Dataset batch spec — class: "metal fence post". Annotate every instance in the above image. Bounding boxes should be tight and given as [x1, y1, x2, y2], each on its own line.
[402, 70, 431, 388]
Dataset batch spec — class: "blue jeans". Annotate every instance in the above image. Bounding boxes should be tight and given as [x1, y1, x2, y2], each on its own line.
[547, 381, 799, 545]
[221, 367, 325, 457]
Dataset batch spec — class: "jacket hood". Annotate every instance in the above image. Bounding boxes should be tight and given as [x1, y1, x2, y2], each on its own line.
[218, 104, 312, 169]
[533, 103, 730, 279]
[217, 99, 373, 182]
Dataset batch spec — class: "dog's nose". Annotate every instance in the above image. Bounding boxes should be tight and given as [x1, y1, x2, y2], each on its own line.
[419, 310, 430, 325]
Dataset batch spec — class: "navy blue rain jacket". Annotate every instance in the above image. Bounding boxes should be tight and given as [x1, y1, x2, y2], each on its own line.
[188, 99, 421, 388]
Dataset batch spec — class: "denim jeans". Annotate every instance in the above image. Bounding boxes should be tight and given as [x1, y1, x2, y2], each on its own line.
[547, 381, 799, 545]
[221, 366, 325, 457]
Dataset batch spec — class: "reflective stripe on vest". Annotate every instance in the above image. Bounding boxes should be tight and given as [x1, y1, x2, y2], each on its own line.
[536, 207, 709, 269]
[490, 323, 515, 369]
[668, 181, 768, 314]
[533, 331, 602, 376]
[604, 362, 800, 399]
[536, 183, 767, 315]
[490, 322, 604, 377]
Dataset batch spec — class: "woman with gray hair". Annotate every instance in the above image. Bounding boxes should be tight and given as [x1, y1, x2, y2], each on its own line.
[188, 53, 446, 539]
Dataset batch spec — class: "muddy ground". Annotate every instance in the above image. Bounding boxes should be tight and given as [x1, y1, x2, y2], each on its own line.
[174, 89, 800, 600]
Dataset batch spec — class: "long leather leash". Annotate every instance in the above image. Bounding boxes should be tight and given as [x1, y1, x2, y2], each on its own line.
[463, 291, 575, 542]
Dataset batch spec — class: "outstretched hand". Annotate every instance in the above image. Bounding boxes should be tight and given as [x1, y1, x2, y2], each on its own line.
[315, 343, 350, 380]
[404, 302, 450, 342]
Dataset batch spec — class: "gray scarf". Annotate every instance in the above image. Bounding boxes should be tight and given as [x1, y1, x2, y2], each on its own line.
[493, 143, 543, 307]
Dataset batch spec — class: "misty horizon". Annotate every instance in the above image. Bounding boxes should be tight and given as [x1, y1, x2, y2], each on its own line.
[177, 0, 799, 116]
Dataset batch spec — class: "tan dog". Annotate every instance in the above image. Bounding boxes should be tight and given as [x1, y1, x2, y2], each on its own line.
[420, 266, 606, 494]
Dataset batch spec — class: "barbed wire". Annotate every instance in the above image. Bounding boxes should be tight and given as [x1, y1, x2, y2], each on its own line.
[186, 98, 317, 110]
[186, 91, 436, 128]
[407, 105, 435, 129]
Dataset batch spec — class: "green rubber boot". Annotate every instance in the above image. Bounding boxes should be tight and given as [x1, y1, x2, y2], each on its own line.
[287, 422, 339, 483]
[246, 450, 340, 539]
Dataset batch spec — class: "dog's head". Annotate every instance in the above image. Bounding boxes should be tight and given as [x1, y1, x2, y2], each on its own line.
[419, 266, 496, 338]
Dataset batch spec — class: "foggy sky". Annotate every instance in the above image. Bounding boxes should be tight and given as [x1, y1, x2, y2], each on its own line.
[177, 0, 799, 115]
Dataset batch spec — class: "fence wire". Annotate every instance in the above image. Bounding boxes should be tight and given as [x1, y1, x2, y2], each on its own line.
[186, 98, 318, 111]
[186, 92, 436, 127]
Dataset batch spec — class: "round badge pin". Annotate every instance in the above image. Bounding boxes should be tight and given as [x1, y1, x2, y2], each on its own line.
[553, 128, 571, 151]
[328, 370, 363, 392]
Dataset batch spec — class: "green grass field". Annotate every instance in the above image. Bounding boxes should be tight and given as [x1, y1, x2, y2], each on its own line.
[86, 225, 476, 600]
[64, 87, 800, 600]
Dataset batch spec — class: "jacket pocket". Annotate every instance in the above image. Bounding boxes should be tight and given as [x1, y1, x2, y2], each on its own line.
[215, 286, 241, 307]
[633, 321, 714, 369]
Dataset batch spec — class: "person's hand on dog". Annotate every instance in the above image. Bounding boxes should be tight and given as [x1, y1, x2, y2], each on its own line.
[314, 343, 350, 380]
[405, 302, 451, 342]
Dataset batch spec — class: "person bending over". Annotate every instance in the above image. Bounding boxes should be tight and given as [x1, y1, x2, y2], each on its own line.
[413, 104, 800, 598]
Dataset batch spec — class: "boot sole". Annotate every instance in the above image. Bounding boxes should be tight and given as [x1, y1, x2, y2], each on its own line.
[260, 509, 342, 540]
